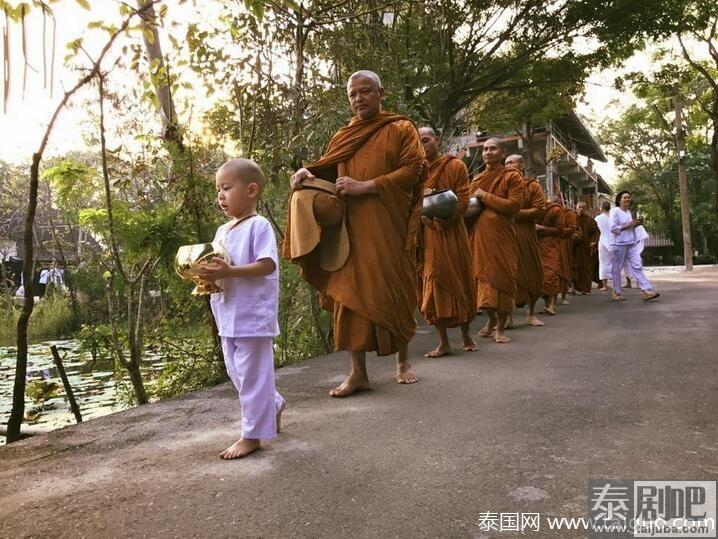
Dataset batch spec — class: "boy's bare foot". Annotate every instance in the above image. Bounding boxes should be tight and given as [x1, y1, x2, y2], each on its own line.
[395, 362, 418, 384]
[219, 438, 261, 460]
[461, 336, 478, 351]
[527, 314, 545, 326]
[424, 344, 452, 358]
[276, 402, 285, 433]
[541, 307, 556, 315]
[494, 333, 511, 344]
[329, 374, 370, 398]
[561, 298, 570, 305]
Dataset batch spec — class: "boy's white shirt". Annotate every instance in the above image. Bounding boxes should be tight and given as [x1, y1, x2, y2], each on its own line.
[209, 215, 280, 338]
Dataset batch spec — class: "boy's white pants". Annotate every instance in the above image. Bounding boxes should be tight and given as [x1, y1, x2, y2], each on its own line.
[221, 336, 284, 440]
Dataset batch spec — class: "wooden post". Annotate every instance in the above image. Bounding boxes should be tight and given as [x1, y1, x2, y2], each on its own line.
[673, 96, 694, 271]
[50, 345, 82, 423]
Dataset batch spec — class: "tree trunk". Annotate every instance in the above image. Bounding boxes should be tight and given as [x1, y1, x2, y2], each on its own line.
[127, 360, 148, 404]
[710, 103, 718, 210]
[674, 96, 693, 271]
[6, 152, 41, 443]
[136, 1, 181, 147]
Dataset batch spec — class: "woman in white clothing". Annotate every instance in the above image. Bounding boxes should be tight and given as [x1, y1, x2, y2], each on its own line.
[609, 191, 659, 301]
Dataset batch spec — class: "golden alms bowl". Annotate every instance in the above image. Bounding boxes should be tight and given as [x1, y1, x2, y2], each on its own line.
[174, 242, 231, 295]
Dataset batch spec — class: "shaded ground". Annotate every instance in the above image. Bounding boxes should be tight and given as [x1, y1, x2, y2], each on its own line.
[1, 267, 717, 538]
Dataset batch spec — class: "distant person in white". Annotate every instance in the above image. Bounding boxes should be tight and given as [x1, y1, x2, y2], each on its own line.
[594, 200, 612, 291]
[609, 191, 659, 301]
[38, 268, 50, 297]
[47, 264, 65, 293]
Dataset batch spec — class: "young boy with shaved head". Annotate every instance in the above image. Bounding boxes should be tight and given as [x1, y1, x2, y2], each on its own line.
[197, 158, 285, 459]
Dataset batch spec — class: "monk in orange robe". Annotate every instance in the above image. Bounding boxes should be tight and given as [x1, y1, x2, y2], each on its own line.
[505, 154, 546, 327]
[573, 201, 599, 294]
[536, 194, 565, 315]
[559, 204, 578, 305]
[467, 138, 523, 343]
[285, 70, 425, 397]
[417, 127, 476, 357]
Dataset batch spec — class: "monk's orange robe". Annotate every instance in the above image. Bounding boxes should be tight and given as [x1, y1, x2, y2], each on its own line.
[418, 156, 475, 327]
[514, 177, 546, 307]
[468, 166, 524, 314]
[559, 208, 577, 293]
[573, 212, 600, 293]
[537, 203, 565, 296]
[283, 112, 425, 356]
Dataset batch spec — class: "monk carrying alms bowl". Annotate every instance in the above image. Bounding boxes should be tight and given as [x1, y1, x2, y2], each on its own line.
[174, 242, 231, 295]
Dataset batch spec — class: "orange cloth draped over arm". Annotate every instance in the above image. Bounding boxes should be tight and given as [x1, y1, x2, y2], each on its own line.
[419, 156, 476, 327]
[538, 203, 564, 296]
[514, 178, 546, 307]
[468, 166, 524, 313]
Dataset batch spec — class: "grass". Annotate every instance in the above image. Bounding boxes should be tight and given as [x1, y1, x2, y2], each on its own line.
[0, 293, 75, 347]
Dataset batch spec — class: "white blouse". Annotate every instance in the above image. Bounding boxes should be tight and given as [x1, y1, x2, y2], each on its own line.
[609, 207, 637, 246]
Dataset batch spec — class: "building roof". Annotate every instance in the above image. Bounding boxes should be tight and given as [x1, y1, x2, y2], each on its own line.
[553, 111, 607, 162]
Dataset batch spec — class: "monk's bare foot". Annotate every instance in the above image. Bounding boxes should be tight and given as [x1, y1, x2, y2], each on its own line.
[276, 402, 285, 433]
[329, 375, 370, 398]
[561, 298, 570, 305]
[424, 344, 452, 358]
[597, 286, 608, 291]
[494, 333, 511, 344]
[395, 362, 418, 384]
[461, 337, 478, 351]
[541, 307, 556, 315]
[478, 323, 495, 338]
[504, 315, 514, 329]
[219, 438, 261, 460]
[527, 314, 545, 326]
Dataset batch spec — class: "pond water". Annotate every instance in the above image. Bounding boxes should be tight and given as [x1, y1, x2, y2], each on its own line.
[0, 340, 165, 441]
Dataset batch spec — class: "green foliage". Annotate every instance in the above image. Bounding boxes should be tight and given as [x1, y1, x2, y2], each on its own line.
[26, 379, 60, 403]
[42, 160, 99, 221]
[600, 89, 718, 256]
[0, 294, 75, 346]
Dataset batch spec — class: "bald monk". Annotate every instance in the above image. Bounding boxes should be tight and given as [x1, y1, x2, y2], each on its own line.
[505, 154, 546, 327]
[417, 127, 476, 357]
[573, 201, 600, 294]
[536, 194, 565, 315]
[558, 203, 578, 305]
[467, 138, 523, 343]
[285, 70, 425, 397]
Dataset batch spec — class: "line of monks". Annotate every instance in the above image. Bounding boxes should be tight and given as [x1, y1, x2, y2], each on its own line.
[283, 70, 600, 398]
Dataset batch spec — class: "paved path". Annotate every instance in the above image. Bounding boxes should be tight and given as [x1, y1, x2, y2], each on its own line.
[2, 267, 717, 538]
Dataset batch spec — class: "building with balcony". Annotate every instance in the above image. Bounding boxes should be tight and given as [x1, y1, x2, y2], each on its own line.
[451, 111, 613, 210]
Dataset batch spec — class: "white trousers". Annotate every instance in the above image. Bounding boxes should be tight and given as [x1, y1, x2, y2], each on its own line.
[622, 240, 645, 279]
[221, 336, 284, 440]
[598, 243, 612, 280]
[610, 243, 653, 295]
